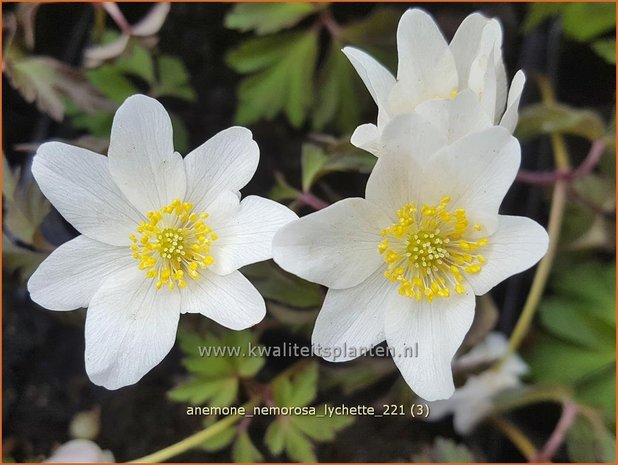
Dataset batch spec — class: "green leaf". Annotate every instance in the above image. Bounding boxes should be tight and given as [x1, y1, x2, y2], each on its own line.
[592, 39, 616, 64]
[114, 42, 155, 84]
[523, 4, 566, 32]
[287, 362, 318, 407]
[567, 416, 616, 462]
[289, 407, 353, 441]
[153, 55, 197, 102]
[284, 425, 317, 462]
[3, 154, 51, 245]
[168, 377, 238, 407]
[269, 173, 301, 202]
[312, 40, 366, 132]
[232, 431, 264, 462]
[199, 425, 236, 452]
[2, 234, 47, 281]
[561, 3, 616, 43]
[242, 261, 323, 308]
[182, 355, 235, 377]
[228, 30, 319, 128]
[516, 103, 606, 141]
[86, 66, 138, 104]
[273, 378, 294, 407]
[6, 54, 111, 121]
[301, 144, 327, 191]
[225, 3, 318, 35]
[264, 420, 285, 455]
[236, 353, 266, 377]
[527, 334, 614, 386]
[170, 113, 190, 154]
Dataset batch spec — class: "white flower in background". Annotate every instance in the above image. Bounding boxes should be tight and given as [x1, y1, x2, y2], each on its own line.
[427, 332, 529, 434]
[273, 114, 547, 401]
[45, 439, 114, 463]
[28, 94, 297, 390]
[344, 8, 525, 155]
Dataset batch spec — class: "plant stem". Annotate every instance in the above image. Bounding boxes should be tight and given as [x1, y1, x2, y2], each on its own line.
[298, 191, 329, 210]
[489, 415, 538, 460]
[129, 359, 312, 462]
[532, 401, 578, 462]
[497, 76, 571, 366]
[129, 397, 259, 463]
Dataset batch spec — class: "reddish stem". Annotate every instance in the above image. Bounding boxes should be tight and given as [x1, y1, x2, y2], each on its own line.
[517, 140, 606, 186]
[298, 191, 329, 210]
[531, 402, 578, 462]
[101, 2, 132, 35]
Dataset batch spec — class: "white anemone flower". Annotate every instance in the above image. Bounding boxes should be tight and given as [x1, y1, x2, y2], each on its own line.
[344, 8, 525, 155]
[272, 114, 547, 401]
[28, 94, 297, 390]
[45, 439, 114, 463]
[427, 332, 529, 434]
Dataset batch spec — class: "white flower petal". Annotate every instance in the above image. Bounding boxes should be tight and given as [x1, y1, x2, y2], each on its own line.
[28, 235, 134, 311]
[365, 113, 447, 215]
[209, 196, 297, 275]
[493, 47, 508, 122]
[422, 127, 520, 234]
[312, 268, 404, 362]
[350, 123, 382, 155]
[107, 94, 186, 214]
[342, 46, 395, 128]
[469, 39, 498, 122]
[389, 9, 457, 112]
[273, 198, 388, 289]
[465, 215, 548, 295]
[500, 70, 526, 132]
[184, 127, 259, 212]
[385, 290, 476, 401]
[415, 90, 493, 143]
[181, 270, 265, 330]
[45, 439, 114, 463]
[449, 13, 492, 87]
[453, 370, 521, 434]
[85, 267, 180, 390]
[32, 142, 144, 246]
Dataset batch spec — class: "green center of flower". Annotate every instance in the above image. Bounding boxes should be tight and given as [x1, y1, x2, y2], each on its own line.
[378, 196, 488, 302]
[130, 199, 218, 290]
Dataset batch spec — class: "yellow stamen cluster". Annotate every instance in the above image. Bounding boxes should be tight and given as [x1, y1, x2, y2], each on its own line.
[378, 196, 488, 302]
[130, 199, 218, 290]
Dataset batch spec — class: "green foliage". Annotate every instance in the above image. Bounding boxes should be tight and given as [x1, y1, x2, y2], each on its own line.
[524, 3, 616, 64]
[152, 55, 197, 102]
[225, 4, 399, 131]
[2, 154, 50, 281]
[516, 103, 606, 141]
[63, 38, 195, 153]
[5, 54, 111, 122]
[225, 3, 320, 35]
[413, 437, 476, 462]
[264, 363, 354, 462]
[566, 416, 616, 462]
[526, 262, 616, 421]
[242, 261, 323, 309]
[3, 155, 50, 245]
[592, 39, 616, 65]
[168, 329, 265, 407]
[312, 40, 368, 132]
[299, 142, 377, 192]
[232, 431, 264, 462]
[228, 30, 319, 128]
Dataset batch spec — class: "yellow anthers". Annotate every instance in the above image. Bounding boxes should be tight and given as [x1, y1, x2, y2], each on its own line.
[449, 89, 458, 100]
[377, 197, 489, 302]
[130, 198, 218, 291]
